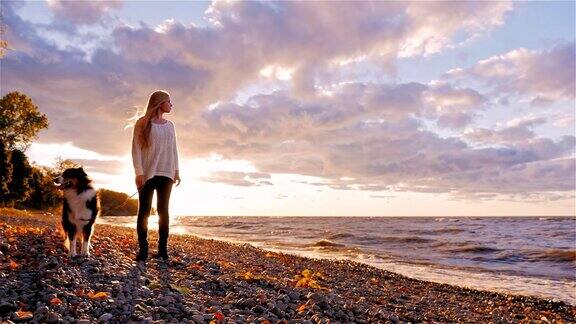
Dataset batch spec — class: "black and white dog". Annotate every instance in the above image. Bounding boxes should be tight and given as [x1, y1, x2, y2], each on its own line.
[53, 167, 99, 257]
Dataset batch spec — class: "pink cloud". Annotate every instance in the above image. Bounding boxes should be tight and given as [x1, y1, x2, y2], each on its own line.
[445, 42, 575, 105]
[46, 0, 122, 25]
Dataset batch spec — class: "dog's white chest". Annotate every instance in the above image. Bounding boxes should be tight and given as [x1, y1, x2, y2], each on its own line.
[64, 189, 96, 222]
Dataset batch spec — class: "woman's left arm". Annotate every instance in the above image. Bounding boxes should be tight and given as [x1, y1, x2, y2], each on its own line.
[173, 122, 181, 186]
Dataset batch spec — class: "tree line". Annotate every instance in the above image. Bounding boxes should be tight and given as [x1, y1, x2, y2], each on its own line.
[0, 91, 139, 216]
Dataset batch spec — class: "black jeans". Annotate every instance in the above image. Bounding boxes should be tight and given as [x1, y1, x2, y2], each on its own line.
[137, 175, 174, 255]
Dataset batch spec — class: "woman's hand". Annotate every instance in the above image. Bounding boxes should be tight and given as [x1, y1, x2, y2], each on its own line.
[174, 171, 181, 186]
[135, 175, 145, 190]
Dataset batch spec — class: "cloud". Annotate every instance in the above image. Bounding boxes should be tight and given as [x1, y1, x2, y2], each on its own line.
[70, 158, 126, 175]
[400, 1, 513, 57]
[201, 171, 273, 187]
[445, 42, 576, 105]
[370, 195, 395, 199]
[422, 81, 488, 128]
[444, 158, 575, 202]
[46, 0, 122, 25]
[192, 81, 485, 156]
[2, 0, 513, 154]
[112, 1, 513, 100]
[188, 84, 574, 199]
[464, 116, 547, 144]
[4, 1, 574, 202]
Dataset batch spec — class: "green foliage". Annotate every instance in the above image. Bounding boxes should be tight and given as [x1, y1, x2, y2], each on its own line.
[0, 39, 6, 58]
[0, 91, 55, 209]
[5, 149, 33, 206]
[0, 92, 49, 150]
[0, 141, 13, 203]
[0, 23, 7, 58]
[0, 91, 136, 215]
[98, 188, 139, 216]
[0, 151, 62, 210]
[0, 141, 61, 209]
[21, 165, 61, 210]
[52, 157, 82, 174]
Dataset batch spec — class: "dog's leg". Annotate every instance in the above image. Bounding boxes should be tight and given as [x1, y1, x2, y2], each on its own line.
[83, 194, 98, 257]
[81, 224, 93, 256]
[70, 236, 77, 257]
[81, 240, 89, 255]
[66, 225, 77, 257]
[62, 200, 75, 255]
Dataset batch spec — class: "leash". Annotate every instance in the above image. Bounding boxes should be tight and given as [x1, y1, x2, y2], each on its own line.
[100, 189, 140, 216]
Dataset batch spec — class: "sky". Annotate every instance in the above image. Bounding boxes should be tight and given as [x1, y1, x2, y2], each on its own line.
[1, 0, 575, 216]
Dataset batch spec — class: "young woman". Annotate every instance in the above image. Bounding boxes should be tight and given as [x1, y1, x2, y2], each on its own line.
[131, 90, 181, 261]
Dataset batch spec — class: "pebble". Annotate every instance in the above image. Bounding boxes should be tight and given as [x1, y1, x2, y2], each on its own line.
[203, 313, 213, 320]
[45, 312, 61, 323]
[98, 313, 113, 322]
[288, 291, 300, 301]
[36, 306, 49, 314]
[0, 213, 573, 324]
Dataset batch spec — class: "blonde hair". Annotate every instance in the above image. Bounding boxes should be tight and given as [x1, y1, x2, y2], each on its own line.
[129, 90, 171, 149]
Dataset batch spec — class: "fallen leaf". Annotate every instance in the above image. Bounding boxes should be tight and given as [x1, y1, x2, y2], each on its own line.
[50, 297, 62, 305]
[172, 285, 191, 295]
[9, 260, 18, 270]
[87, 291, 109, 300]
[217, 260, 233, 269]
[15, 309, 33, 319]
[213, 312, 225, 320]
[243, 271, 255, 281]
[293, 268, 326, 289]
[148, 282, 161, 290]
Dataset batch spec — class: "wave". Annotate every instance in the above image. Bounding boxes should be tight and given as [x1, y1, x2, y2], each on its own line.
[356, 235, 432, 244]
[528, 249, 576, 263]
[447, 245, 501, 254]
[436, 227, 465, 234]
[408, 227, 466, 235]
[190, 223, 224, 228]
[274, 226, 294, 231]
[328, 233, 356, 239]
[221, 221, 257, 230]
[308, 239, 346, 248]
[491, 249, 576, 264]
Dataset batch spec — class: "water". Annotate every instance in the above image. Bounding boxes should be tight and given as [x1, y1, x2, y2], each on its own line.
[98, 216, 576, 305]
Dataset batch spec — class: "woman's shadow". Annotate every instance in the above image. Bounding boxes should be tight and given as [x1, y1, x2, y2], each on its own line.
[120, 260, 184, 321]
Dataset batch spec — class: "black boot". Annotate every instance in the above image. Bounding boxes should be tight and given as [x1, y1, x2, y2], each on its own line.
[136, 249, 148, 261]
[136, 244, 148, 261]
[156, 230, 169, 260]
[154, 246, 168, 260]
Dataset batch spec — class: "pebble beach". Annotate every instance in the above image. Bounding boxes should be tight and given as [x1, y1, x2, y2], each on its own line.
[1, 212, 575, 323]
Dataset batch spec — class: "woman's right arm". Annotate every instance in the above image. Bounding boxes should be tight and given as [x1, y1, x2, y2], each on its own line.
[131, 122, 145, 189]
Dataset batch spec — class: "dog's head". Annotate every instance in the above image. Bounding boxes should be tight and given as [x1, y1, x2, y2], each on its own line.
[53, 167, 90, 191]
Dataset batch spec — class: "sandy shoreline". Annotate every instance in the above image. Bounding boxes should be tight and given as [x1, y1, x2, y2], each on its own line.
[1, 213, 574, 323]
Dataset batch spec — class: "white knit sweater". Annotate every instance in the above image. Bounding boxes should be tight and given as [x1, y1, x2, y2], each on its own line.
[132, 120, 179, 182]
